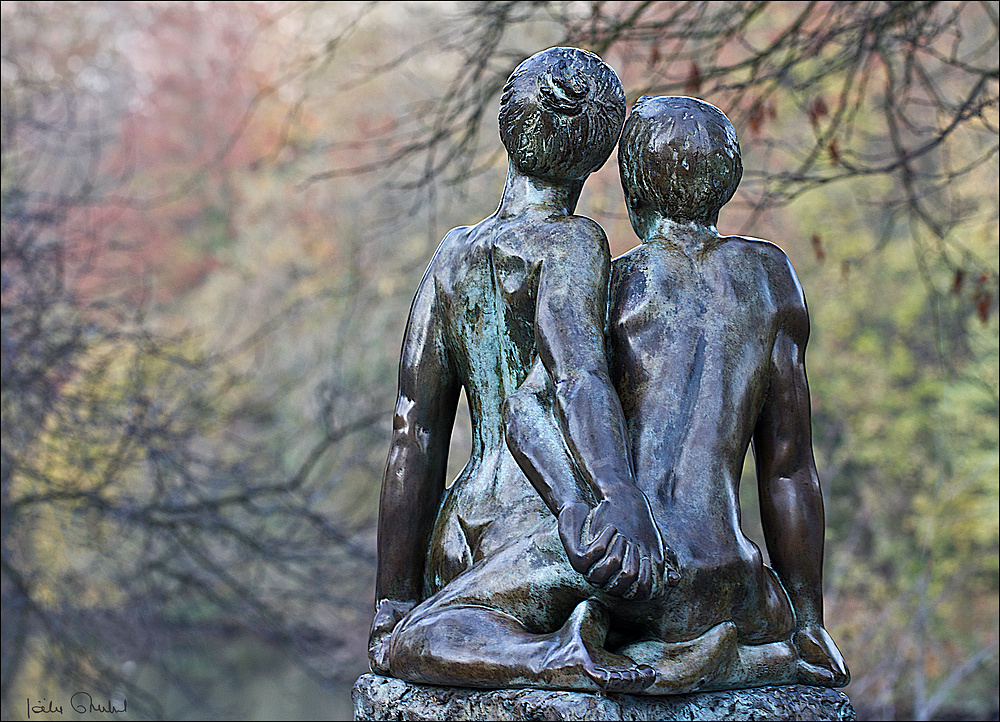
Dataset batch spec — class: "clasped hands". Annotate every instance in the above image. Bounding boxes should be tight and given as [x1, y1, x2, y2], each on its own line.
[557, 487, 679, 600]
[370, 488, 675, 672]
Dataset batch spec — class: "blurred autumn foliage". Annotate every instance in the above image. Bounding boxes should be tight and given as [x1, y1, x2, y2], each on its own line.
[1, 2, 997, 720]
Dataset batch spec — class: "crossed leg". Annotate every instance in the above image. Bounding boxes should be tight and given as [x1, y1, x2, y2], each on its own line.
[393, 362, 806, 693]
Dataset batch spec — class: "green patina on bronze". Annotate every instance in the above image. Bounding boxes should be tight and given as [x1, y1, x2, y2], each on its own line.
[369, 47, 849, 695]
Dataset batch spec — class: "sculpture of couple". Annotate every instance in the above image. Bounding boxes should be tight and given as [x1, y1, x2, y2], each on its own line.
[368, 46, 849, 696]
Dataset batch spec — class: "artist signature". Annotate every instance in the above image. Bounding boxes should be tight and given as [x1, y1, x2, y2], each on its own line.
[27, 693, 127, 718]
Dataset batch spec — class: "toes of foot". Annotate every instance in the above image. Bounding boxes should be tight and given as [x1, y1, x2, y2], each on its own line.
[591, 666, 610, 687]
[592, 666, 622, 692]
[592, 664, 656, 693]
[637, 664, 656, 686]
[798, 660, 836, 685]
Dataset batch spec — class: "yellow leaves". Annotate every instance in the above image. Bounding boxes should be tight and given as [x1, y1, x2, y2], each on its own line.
[887, 342, 916, 381]
[26, 340, 161, 499]
[9, 335, 207, 611]
[29, 505, 126, 610]
[851, 329, 882, 357]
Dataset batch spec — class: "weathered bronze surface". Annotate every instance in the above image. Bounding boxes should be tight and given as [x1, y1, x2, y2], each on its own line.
[369, 47, 849, 696]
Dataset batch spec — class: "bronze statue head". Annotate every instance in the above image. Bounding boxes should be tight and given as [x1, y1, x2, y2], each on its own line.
[619, 96, 743, 225]
[499, 47, 625, 182]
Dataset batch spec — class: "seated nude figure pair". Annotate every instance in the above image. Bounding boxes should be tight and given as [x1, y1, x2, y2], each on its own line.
[369, 46, 849, 695]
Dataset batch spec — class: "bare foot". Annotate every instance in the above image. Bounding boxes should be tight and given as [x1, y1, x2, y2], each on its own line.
[542, 598, 656, 694]
[369, 599, 416, 674]
[793, 625, 850, 687]
[618, 621, 739, 694]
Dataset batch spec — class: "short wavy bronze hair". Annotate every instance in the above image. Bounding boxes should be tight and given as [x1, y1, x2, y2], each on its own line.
[619, 96, 742, 222]
[499, 47, 625, 181]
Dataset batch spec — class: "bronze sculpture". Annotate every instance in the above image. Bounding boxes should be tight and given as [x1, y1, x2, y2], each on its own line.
[370, 47, 849, 695]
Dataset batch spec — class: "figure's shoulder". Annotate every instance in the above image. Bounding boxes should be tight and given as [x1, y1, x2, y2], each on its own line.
[721, 235, 806, 309]
[538, 214, 611, 269]
[429, 224, 474, 263]
[550, 214, 608, 247]
[408, 225, 475, 309]
[610, 242, 649, 281]
[720, 234, 787, 262]
[422, 224, 476, 278]
[560, 214, 607, 238]
[610, 243, 672, 310]
[612, 240, 655, 266]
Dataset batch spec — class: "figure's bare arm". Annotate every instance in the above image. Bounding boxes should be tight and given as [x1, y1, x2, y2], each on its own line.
[754, 303, 824, 625]
[753, 269, 848, 685]
[525, 220, 669, 597]
[371, 257, 460, 669]
[504, 360, 593, 516]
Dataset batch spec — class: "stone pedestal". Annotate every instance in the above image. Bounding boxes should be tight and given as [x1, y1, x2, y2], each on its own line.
[353, 674, 855, 721]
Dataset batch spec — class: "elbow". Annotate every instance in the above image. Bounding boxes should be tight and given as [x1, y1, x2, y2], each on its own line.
[392, 394, 432, 453]
[763, 471, 823, 517]
[393, 394, 417, 432]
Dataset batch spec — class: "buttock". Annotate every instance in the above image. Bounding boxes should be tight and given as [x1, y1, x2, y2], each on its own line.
[413, 523, 597, 635]
[609, 558, 795, 645]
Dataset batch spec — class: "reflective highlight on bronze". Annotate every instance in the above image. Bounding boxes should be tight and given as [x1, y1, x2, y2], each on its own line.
[370, 48, 849, 695]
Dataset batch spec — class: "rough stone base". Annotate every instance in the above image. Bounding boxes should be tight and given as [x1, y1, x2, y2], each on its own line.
[353, 674, 855, 721]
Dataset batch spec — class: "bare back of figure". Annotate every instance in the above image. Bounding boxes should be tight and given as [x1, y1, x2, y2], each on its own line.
[424, 211, 613, 591]
[609, 235, 800, 645]
[602, 96, 849, 691]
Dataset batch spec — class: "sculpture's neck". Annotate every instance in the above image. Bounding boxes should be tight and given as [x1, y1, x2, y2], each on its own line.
[496, 161, 585, 219]
[641, 216, 722, 256]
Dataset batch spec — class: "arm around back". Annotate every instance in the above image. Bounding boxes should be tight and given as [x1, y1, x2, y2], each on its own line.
[530, 218, 669, 598]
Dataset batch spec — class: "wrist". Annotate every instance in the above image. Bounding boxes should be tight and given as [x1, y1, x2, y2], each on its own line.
[595, 482, 647, 506]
